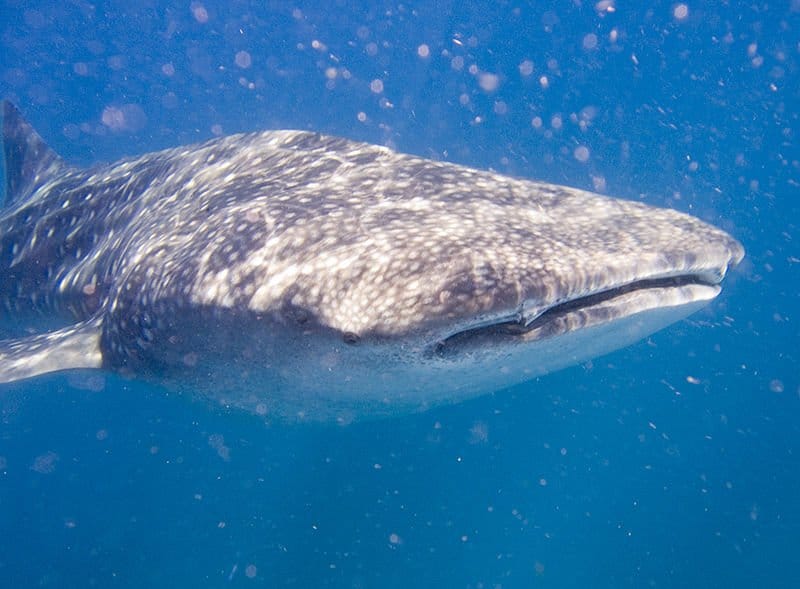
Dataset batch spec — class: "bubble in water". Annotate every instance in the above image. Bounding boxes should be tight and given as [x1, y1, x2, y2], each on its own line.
[235, 51, 252, 69]
[191, 2, 209, 23]
[370, 79, 384, 94]
[519, 60, 534, 76]
[673, 4, 689, 21]
[31, 451, 59, 474]
[101, 103, 147, 133]
[573, 145, 590, 163]
[478, 72, 500, 92]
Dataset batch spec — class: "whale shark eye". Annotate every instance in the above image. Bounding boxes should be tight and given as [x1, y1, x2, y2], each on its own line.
[342, 332, 360, 345]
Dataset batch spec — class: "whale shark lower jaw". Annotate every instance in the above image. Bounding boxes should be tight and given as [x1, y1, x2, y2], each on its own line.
[0, 101, 744, 423]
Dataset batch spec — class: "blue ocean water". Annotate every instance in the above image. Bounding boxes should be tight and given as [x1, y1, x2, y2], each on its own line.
[0, 1, 797, 587]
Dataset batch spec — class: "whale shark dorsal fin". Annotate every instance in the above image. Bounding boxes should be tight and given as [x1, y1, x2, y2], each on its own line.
[0, 318, 103, 384]
[2, 100, 69, 207]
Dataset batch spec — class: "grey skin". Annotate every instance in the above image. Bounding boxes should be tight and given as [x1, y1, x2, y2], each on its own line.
[0, 101, 743, 423]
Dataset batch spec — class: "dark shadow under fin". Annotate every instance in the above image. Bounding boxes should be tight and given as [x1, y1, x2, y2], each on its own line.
[2, 100, 69, 207]
[0, 317, 103, 384]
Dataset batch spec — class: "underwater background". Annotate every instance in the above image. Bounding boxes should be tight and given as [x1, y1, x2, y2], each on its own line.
[0, 1, 798, 587]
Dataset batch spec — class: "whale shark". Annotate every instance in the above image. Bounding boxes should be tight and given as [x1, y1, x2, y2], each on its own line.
[0, 101, 743, 422]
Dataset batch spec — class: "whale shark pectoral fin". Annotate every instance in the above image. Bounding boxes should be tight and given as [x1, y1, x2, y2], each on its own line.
[0, 318, 103, 384]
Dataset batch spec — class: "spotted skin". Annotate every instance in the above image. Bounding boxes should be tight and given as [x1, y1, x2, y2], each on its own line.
[0, 101, 743, 422]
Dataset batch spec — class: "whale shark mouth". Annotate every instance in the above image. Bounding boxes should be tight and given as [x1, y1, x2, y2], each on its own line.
[430, 271, 724, 356]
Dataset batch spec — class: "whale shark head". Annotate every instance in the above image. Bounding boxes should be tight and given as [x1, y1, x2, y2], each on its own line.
[0, 101, 743, 422]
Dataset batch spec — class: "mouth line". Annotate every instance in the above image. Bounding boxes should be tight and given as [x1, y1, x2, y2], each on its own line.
[432, 272, 722, 353]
